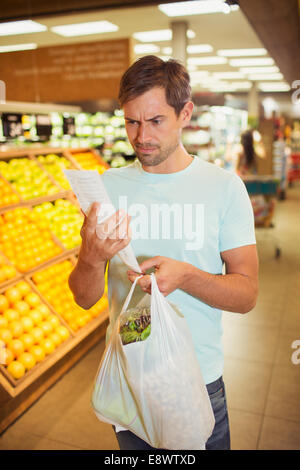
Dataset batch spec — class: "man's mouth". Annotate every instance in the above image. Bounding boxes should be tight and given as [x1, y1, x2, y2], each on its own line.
[135, 145, 158, 154]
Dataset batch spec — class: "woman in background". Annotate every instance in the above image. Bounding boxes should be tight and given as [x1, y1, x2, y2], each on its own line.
[236, 129, 265, 176]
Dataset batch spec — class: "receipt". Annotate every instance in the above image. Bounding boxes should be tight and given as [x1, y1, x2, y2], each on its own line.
[64, 169, 142, 273]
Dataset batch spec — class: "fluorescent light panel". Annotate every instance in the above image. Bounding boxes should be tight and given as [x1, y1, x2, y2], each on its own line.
[218, 48, 267, 57]
[158, 1, 231, 17]
[134, 44, 160, 54]
[133, 28, 194, 42]
[259, 82, 290, 92]
[51, 21, 118, 37]
[188, 56, 227, 65]
[248, 73, 283, 81]
[239, 66, 279, 74]
[0, 43, 37, 53]
[187, 44, 213, 54]
[230, 58, 274, 66]
[0, 20, 47, 36]
[212, 71, 245, 79]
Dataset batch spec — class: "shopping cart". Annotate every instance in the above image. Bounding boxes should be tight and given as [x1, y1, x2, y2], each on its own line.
[242, 175, 281, 258]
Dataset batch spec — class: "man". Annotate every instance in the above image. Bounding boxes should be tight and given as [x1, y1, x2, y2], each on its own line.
[69, 55, 258, 450]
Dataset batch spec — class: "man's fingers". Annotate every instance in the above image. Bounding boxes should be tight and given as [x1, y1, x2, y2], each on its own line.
[139, 256, 162, 274]
[84, 202, 101, 230]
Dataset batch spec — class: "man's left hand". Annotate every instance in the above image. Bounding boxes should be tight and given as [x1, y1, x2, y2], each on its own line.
[127, 256, 188, 296]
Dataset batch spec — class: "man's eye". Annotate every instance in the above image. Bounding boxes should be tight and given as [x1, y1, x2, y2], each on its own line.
[152, 120, 161, 125]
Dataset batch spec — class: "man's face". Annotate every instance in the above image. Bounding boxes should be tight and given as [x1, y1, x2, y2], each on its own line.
[123, 87, 189, 168]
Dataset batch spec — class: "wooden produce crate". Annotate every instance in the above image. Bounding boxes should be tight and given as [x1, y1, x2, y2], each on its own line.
[0, 147, 109, 434]
[0, 254, 109, 433]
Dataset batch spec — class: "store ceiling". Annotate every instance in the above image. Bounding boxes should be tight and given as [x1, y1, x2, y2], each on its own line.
[0, 1, 299, 94]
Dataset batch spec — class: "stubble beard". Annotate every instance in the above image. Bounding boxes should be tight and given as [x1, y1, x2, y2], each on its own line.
[135, 140, 180, 167]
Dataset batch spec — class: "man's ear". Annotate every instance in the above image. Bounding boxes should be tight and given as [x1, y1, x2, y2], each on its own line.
[180, 101, 194, 128]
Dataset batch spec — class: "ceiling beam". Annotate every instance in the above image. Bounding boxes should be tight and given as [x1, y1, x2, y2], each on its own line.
[239, 0, 300, 85]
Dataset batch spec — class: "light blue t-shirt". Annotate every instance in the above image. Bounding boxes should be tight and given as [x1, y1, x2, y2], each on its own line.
[101, 157, 256, 384]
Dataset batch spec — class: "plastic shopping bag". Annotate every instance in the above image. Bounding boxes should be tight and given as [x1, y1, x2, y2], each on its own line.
[91, 273, 215, 450]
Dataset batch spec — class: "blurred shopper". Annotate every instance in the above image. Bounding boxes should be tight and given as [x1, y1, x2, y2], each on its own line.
[236, 129, 266, 176]
[69, 56, 259, 451]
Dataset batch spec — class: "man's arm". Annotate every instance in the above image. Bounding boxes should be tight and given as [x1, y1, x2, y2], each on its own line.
[127, 244, 258, 314]
[69, 202, 131, 310]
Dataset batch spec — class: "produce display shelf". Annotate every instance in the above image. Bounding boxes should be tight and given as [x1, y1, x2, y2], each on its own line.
[0, 147, 110, 434]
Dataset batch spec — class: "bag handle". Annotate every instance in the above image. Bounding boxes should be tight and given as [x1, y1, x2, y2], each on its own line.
[120, 275, 143, 315]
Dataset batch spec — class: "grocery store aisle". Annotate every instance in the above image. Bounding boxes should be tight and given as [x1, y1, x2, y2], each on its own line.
[0, 183, 300, 450]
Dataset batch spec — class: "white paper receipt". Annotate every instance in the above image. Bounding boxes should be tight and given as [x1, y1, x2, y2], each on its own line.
[63, 169, 142, 273]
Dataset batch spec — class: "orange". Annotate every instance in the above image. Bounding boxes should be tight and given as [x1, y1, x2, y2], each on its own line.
[0, 316, 8, 329]
[31, 327, 44, 344]
[5, 287, 22, 304]
[3, 265, 17, 279]
[29, 345, 45, 363]
[0, 294, 9, 312]
[3, 308, 19, 322]
[15, 281, 32, 296]
[13, 301, 30, 316]
[56, 326, 70, 342]
[3, 348, 14, 366]
[8, 339, 24, 358]
[40, 337, 55, 356]
[28, 309, 43, 326]
[9, 321, 24, 338]
[20, 333, 34, 351]
[47, 315, 60, 329]
[7, 360, 25, 379]
[24, 292, 41, 308]
[0, 328, 13, 345]
[20, 316, 34, 333]
[18, 352, 36, 371]
[36, 304, 51, 318]
[49, 332, 62, 348]
[40, 321, 53, 336]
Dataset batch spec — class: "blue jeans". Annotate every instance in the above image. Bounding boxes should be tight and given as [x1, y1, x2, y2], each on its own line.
[113, 376, 230, 450]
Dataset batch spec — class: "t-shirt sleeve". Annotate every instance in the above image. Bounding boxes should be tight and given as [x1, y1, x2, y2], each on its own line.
[219, 174, 256, 252]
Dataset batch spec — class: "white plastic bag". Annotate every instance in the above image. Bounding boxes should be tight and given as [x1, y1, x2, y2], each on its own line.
[91, 273, 215, 450]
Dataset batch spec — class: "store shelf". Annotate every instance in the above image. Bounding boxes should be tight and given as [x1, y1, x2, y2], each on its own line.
[0, 146, 110, 433]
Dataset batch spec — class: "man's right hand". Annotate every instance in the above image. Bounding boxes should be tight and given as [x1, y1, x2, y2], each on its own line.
[79, 202, 132, 267]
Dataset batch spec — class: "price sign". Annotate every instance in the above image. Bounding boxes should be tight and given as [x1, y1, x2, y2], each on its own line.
[36, 114, 52, 137]
[63, 116, 76, 136]
[2, 113, 23, 138]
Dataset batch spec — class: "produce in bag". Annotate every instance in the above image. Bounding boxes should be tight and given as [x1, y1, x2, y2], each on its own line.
[91, 274, 215, 450]
[119, 307, 151, 345]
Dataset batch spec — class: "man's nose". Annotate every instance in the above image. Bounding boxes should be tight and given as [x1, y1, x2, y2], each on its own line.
[136, 123, 151, 143]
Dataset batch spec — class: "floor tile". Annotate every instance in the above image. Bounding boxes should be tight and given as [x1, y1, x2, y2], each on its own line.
[258, 416, 300, 450]
[227, 408, 262, 450]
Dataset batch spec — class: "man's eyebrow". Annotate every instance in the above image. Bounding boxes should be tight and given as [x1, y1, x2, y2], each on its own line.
[125, 115, 165, 122]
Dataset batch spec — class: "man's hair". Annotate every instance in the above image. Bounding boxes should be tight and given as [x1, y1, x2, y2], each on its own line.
[118, 55, 191, 116]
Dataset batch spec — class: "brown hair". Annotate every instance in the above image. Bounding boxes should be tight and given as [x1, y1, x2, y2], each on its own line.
[118, 55, 191, 116]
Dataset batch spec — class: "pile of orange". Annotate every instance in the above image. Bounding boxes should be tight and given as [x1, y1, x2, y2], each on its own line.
[32, 259, 108, 332]
[0, 207, 62, 272]
[0, 253, 18, 284]
[71, 152, 107, 174]
[0, 178, 20, 208]
[0, 280, 70, 380]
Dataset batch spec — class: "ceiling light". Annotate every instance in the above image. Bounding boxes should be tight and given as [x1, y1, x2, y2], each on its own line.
[158, 1, 232, 17]
[258, 82, 290, 92]
[134, 44, 160, 54]
[239, 66, 279, 74]
[0, 20, 47, 36]
[188, 56, 227, 65]
[212, 71, 245, 79]
[133, 28, 195, 42]
[187, 44, 213, 54]
[230, 58, 274, 67]
[218, 48, 267, 57]
[248, 73, 283, 81]
[51, 21, 118, 37]
[0, 43, 37, 53]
